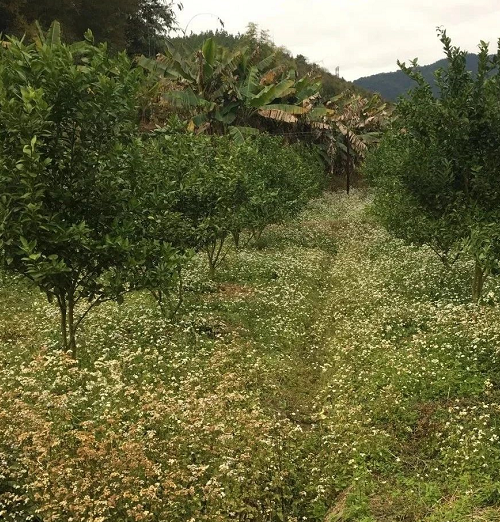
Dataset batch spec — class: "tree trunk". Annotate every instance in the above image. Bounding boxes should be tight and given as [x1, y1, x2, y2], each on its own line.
[232, 230, 240, 248]
[207, 253, 216, 280]
[329, 141, 335, 191]
[472, 261, 485, 303]
[254, 228, 263, 242]
[56, 293, 76, 356]
[59, 300, 68, 352]
[346, 137, 351, 195]
[67, 294, 77, 358]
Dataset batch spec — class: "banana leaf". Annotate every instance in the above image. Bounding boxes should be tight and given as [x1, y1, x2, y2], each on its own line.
[229, 126, 260, 143]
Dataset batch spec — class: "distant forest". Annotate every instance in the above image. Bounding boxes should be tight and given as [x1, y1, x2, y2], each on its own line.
[354, 54, 482, 101]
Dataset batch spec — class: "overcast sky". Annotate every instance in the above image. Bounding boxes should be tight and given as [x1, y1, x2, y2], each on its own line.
[174, 1, 500, 80]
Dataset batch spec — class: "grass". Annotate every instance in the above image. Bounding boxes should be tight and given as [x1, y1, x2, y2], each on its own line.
[1, 190, 500, 521]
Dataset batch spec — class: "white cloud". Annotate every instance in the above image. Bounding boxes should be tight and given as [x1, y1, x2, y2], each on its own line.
[174, 0, 500, 80]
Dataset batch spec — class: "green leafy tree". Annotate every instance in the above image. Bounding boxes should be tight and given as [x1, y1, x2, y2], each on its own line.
[128, 129, 194, 317]
[235, 135, 323, 243]
[0, 24, 162, 355]
[0, 0, 179, 54]
[175, 134, 245, 278]
[139, 125, 323, 278]
[126, 0, 180, 56]
[132, 128, 244, 280]
[366, 29, 500, 301]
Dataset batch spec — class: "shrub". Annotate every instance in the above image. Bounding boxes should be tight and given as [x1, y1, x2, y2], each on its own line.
[143, 129, 324, 276]
[366, 29, 500, 300]
[235, 135, 324, 243]
[0, 24, 180, 354]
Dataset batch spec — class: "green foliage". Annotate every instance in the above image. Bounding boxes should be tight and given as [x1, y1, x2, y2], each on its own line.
[0, 25, 180, 354]
[171, 25, 369, 100]
[113, 137, 192, 319]
[126, 0, 180, 56]
[235, 135, 324, 240]
[365, 129, 462, 260]
[139, 34, 323, 134]
[0, 0, 179, 55]
[366, 29, 500, 299]
[0, 17, 325, 347]
[139, 130, 241, 278]
[140, 127, 323, 278]
[312, 91, 389, 192]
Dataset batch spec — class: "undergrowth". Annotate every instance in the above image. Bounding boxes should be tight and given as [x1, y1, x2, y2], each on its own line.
[1, 191, 500, 521]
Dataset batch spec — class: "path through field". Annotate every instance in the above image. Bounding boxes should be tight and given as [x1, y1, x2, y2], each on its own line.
[2, 192, 500, 521]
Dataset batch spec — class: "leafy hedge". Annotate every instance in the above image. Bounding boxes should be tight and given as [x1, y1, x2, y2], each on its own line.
[138, 129, 323, 277]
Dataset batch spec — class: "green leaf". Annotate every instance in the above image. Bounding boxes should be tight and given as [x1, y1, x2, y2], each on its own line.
[228, 126, 259, 143]
[260, 104, 309, 115]
[202, 38, 217, 66]
[272, 79, 296, 100]
[214, 110, 237, 125]
[241, 66, 260, 99]
[256, 53, 276, 72]
[47, 21, 61, 46]
[248, 85, 276, 108]
[308, 107, 330, 119]
[249, 80, 295, 108]
[163, 89, 215, 110]
[192, 113, 209, 126]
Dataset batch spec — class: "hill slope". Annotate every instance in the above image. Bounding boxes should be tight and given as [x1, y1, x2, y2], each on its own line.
[354, 54, 481, 101]
[171, 29, 370, 99]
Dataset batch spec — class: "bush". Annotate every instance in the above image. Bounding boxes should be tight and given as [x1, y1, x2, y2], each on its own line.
[0, 24, 180, 354]
[142, 128, 324, 277]
[366, 30, 500, 300]
[235, 135, 324, 243]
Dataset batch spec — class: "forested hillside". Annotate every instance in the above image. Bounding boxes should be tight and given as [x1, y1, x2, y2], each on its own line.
[354, 53, 481, 100]
[0, 0, 180, 54]
[171, 25, 369, 99]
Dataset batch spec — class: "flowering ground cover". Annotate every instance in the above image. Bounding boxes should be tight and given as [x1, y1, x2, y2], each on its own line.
[1, 191, 500, 521]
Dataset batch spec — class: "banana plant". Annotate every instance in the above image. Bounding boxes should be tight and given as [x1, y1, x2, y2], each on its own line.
[309, 92, 390, 192]
[138, 37, 322, 139]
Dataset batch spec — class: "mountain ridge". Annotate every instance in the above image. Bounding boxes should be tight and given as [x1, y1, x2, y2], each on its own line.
[353, 54, 482, 101]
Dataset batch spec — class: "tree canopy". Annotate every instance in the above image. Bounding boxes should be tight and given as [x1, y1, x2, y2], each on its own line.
[0, 23, 156, 355]
[0, 0, 179, 55]
[366, 29, 500, 300]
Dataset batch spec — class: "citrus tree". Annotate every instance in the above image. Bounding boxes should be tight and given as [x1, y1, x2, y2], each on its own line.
[0, 24, 178, 354]
[140, 125, 324, 278]
[366, 29, 500, 300]
[235, 135, 323, 243]
[138, 129, 244, 279]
